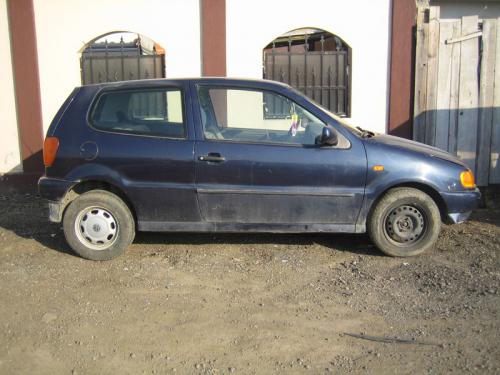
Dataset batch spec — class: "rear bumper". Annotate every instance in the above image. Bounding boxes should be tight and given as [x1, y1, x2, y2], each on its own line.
[38, 176, 76, 201]
[38, 177, 77, 223]
[48, 201, 64, 222]
[441, 188, 481, 224]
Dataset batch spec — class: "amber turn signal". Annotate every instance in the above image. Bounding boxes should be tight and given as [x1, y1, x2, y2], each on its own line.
[43, 137, 59, 167]
[460, 170, 475, 189]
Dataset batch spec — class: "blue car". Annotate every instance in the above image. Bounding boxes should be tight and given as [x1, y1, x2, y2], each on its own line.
[38, 78, 480, 260]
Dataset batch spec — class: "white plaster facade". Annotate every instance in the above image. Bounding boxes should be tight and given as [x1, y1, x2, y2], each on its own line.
[33, 0, 202, 136]
[226, 0, 392, 133]
[1, 0, 394, 174]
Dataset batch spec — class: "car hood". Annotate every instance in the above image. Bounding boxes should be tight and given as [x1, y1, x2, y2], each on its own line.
[367, 134, 469, 169]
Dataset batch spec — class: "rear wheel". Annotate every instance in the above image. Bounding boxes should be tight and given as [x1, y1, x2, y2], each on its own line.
[63, 190, 135, 260]
[368, 187, 441, 257]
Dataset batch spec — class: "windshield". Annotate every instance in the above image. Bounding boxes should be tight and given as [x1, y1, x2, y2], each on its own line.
[315, 104, 366, 135]
[288, 86, 365, 136]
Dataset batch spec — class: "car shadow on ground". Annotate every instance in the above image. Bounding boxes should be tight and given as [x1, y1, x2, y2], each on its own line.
[22, 228, 382, 259]
[134, 231, 381, 257]
[0, 193, 380, 258]
[470, 208, 500, 227]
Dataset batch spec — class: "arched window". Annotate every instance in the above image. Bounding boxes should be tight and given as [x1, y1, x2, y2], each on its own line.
[263, 28, 351, 117]
[80, 32, 165, 85]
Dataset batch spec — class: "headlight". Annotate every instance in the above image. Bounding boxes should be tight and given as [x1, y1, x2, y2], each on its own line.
[460, 170, 475, 189]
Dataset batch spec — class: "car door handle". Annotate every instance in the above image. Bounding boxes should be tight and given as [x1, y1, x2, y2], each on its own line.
[198, 153, 226, 163]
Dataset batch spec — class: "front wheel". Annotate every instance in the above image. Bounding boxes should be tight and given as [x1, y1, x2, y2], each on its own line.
[63, 190, 135, 260]
[368, 187, 441, 257]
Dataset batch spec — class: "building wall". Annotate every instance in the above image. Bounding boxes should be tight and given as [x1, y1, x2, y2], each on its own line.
[0, 0, 22, 174]
[431, 1, 500, 20]
[1, 0, 396, 176]
[226, 0, 392, 133]
[226, 90, 292, 131]
[33, 0, 201, 134]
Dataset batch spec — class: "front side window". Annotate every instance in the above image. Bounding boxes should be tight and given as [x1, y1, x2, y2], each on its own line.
[197, 86, 326, 146]
[91, 88, 185, 138]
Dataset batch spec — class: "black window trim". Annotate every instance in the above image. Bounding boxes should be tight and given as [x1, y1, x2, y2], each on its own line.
[87, 86, 188, 140]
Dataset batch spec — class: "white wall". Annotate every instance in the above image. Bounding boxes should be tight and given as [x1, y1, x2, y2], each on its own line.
[226, 90, 292, 130]
[33, 0, 201, 133]
[431, 1, 500, 20]
[226, 0, 392, 133]
[0, 0, 22, 174]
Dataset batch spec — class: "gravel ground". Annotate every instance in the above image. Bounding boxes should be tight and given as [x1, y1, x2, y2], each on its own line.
[0, 192, 498, 374]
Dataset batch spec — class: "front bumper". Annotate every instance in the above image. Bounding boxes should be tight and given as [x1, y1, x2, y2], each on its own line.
[441, 188, 481, 224]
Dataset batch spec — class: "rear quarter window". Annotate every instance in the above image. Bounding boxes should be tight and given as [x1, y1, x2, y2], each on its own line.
[90, 88, 185, 138]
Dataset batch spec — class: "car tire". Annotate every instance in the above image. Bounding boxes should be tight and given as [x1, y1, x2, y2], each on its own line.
[368, 187, 441, 257]
[63, 189, 135, 260]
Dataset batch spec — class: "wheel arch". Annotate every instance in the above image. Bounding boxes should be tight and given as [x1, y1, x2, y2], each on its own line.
[368, 181, 448, 223]
[61, 180, 137, 226]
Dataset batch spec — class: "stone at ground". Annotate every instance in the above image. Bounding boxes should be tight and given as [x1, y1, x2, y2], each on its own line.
[0, 193, 498, 374]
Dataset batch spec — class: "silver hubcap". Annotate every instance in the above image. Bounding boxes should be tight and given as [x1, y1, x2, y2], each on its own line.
[385, 205, 426, 245]
[75, 207, 118, 250]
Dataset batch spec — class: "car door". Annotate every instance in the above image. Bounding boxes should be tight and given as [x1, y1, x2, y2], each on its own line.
[191, 82, 367, 227]
[87, 82, 199, 226]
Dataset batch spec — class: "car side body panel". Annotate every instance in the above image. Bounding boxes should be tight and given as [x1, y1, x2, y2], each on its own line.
[357, 135, 481, 228]
[44, 81, 201, 224]
[189, 80, 367, 227]
[38, 78, 480, 234]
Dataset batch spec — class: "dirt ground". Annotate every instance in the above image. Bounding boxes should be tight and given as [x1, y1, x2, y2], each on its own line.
[0, 192, 498, 375]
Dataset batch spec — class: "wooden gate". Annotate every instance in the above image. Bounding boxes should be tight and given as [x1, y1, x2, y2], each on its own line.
[414, 6, 500, 186]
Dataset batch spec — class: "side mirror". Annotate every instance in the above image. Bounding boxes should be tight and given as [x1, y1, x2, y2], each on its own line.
[317, 126, 338, 146]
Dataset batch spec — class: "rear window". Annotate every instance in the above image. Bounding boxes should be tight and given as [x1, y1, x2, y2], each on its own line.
[90, 88, 185, 138]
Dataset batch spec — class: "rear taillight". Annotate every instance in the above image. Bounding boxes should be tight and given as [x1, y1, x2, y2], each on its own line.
[43, 137, 59, 167]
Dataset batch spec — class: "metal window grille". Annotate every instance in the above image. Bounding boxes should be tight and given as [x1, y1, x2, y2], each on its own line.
[263, 32, 350, 118]
[81, 36, 165, 85]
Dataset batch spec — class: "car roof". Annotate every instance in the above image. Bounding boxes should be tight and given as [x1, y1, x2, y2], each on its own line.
[80, 77, 292, 90]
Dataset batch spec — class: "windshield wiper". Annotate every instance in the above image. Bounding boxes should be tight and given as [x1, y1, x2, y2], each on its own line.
[356, 126, 375, 138]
